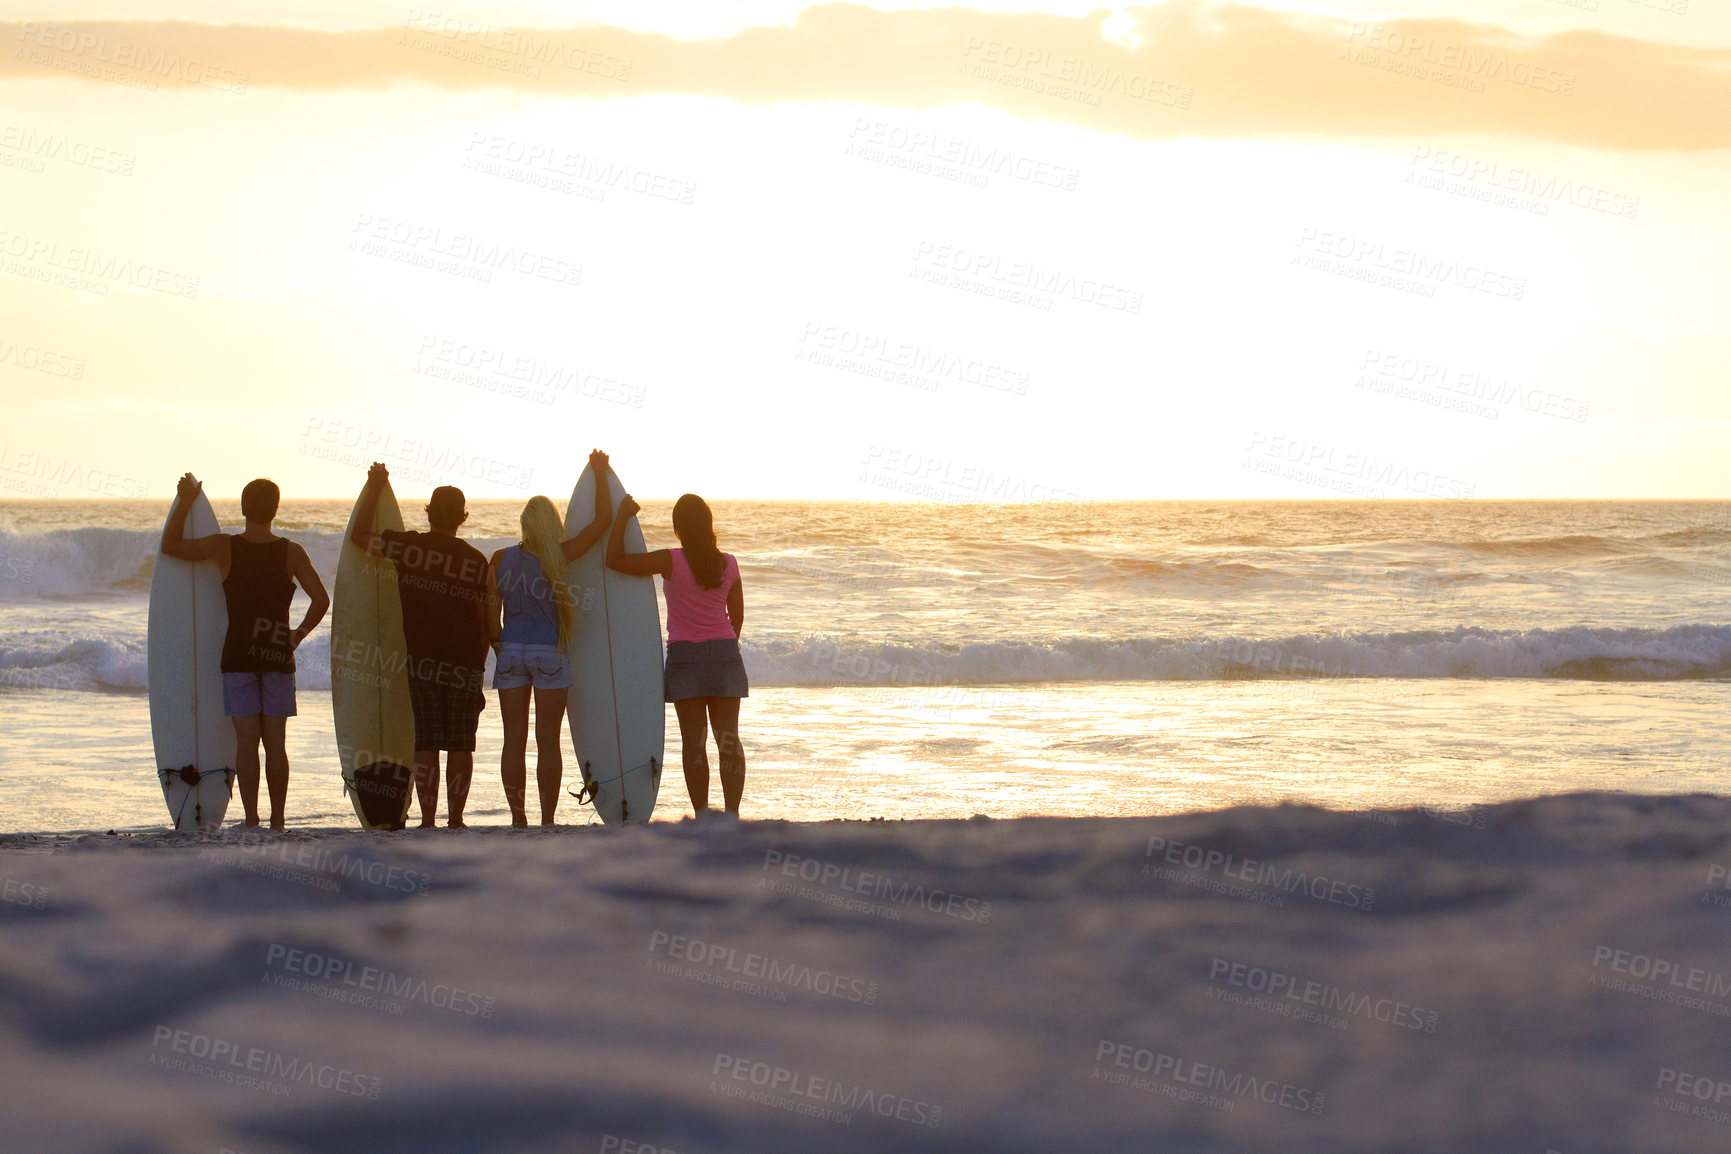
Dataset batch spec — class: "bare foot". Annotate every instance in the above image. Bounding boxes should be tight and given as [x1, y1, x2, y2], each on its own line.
[418, 819, 437, 829]
[511, 817, 528, 828]
[448, 818, 467, 829]
[268, 819, 285, 831]
[243, 816, 260, 828]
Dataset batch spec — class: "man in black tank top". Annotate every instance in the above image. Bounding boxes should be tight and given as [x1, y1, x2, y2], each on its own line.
[162, 474, 330, 829]
[352, 464, 492, 829]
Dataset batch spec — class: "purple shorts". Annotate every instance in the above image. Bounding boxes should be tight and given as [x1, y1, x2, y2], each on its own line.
[222, 671, 297, 718]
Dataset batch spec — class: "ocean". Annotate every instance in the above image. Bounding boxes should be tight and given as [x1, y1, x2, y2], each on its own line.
[1, 499, 1727, 832]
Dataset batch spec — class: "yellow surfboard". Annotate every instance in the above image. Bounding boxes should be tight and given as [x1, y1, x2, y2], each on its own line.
[331, 479, 415, 830]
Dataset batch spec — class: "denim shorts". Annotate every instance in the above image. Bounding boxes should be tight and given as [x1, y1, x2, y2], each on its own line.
[493, 642, 571, 691]
[664, 638, 749, 702]
[222, 671, 297, 718]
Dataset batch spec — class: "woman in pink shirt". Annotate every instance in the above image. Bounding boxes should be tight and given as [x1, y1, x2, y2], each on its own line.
[607, 492, 748, 818]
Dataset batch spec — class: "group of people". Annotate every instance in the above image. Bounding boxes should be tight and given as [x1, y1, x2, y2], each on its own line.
[159, 449, 749, 830]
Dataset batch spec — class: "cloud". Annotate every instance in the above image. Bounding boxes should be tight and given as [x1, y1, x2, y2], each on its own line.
[2, 3, 1726, 149]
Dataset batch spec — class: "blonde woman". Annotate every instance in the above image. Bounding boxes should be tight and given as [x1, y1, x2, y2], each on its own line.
[487, 449, 611, 826]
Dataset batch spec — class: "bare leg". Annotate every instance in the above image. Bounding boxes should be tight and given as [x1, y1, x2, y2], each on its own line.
[498, 685, 531, 827]
[532, 687, 568, 824]
[413, 750, 440, 828]
[709, 697, 745, 815]
[233, 715, 262, 826]
[446, 751, 472, 827]
[260, 716, 290, 829]
[674, 698, 712, 814]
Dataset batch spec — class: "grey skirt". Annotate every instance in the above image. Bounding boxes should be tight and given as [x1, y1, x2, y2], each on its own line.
[664, 638, 750, 702]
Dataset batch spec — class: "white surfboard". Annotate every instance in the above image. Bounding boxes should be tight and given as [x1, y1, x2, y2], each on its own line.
[565, 466, 664, 823]
[148, 490, 237, 832]
[331, 480, 416, 830]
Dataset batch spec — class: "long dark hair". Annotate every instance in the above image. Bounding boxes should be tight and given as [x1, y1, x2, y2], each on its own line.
[672, 493, 724, 588]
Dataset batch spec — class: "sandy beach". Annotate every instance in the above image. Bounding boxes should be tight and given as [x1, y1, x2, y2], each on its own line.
[3, 791, 1730, 1152]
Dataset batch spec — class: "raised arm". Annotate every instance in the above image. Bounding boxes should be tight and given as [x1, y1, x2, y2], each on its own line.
[560, 448, 615, 561]
[348, 462, 389, 555]
[287, 542, 330, 648]
[605, 494, 672, 578]
[160, 473, 231, 571]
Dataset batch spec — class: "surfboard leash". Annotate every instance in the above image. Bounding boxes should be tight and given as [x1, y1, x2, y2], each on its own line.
[568, 756, 656, 814]
[160, 766, 235, 831]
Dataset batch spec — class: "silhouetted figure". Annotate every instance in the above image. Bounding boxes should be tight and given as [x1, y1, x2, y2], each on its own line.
[161, 473, 328, 828]
[607, 491, 748, 818]
[351, 464, 489, 828]
[487, 449, 613, 826]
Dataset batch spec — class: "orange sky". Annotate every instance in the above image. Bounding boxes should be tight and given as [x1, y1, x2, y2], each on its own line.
[4, 5, 1728, 148]
[2, 3, 1727, 500]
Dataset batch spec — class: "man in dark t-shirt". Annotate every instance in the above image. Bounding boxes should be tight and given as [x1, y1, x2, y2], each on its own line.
[351, 464, 493, 828]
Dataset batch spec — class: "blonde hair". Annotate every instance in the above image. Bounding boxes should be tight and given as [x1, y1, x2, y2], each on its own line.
[519, 496, 574, 648]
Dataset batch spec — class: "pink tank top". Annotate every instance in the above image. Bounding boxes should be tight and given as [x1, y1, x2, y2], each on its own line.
[665, 548, 739, 643]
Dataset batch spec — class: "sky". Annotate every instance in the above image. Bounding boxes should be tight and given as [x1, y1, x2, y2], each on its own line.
[0, 1, 1727, 502]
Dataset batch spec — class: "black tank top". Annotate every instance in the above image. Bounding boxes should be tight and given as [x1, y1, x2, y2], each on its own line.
[221, 537, 296, 673]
